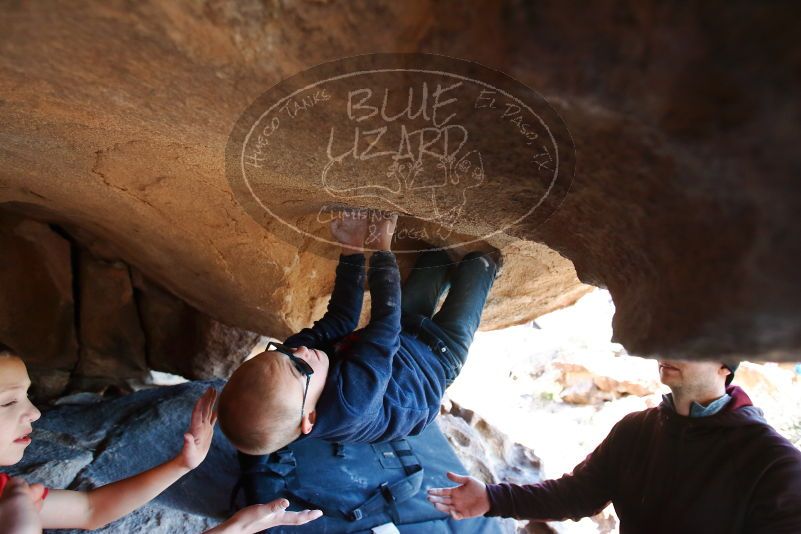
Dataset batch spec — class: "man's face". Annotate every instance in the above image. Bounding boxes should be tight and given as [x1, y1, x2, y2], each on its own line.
[658, 359, 729, 391]
[0, 357, 41, 466]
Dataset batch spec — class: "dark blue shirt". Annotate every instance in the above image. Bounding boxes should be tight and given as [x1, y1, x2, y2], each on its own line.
[284, 251, 448, 443]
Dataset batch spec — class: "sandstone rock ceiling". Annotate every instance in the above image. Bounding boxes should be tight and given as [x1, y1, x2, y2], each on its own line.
[1, 1, 799, 362]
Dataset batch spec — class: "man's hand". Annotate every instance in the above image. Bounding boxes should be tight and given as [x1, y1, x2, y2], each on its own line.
[427, 472, 490, 520]
[0, 477, 44, 534]
[330, 208, 369, 253]
[365, 211, 398, 251]
[204, 498, 323, 533]
[177, 387, 218, 470]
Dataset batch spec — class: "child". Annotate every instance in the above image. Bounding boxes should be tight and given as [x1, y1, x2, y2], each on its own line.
[0, 343, 321, 532]
[218, 210, 499, 491]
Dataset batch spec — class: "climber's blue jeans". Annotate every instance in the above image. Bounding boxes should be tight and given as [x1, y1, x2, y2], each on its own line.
[401, 249, 498, 384]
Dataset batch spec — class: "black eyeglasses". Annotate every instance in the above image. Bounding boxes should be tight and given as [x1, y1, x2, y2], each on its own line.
[267, 341, 314, 420]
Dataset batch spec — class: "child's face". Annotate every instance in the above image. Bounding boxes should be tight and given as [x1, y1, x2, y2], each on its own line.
[0, 357, 41, 466]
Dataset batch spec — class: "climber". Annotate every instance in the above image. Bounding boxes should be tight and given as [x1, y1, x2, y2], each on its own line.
[217, 208, 501, 502]
[428, 359, 801, 532]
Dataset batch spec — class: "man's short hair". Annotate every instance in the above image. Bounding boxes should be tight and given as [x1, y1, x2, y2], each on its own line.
[0, 342, 18, 358]
[724, 362, 740, 386]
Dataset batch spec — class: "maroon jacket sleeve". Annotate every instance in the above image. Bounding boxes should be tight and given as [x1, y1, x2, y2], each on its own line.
[484, 418, 625, 521]
[744, 444, 801, 534]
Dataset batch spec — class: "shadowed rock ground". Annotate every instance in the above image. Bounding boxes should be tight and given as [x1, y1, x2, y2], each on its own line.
[7, 381, 239, 533]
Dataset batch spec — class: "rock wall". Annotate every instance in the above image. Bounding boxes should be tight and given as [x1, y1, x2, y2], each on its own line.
[0, 213, 260, 398]
[1, 1, 799, 362]
[74, 254, 149, 391]
[0, 212, 77, 397]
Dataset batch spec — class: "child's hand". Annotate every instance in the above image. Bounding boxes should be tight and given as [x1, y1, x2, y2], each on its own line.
[178, 387, 218, 470]
[330, 208, 369, 252]
[28, 482, 47, 512]
[205, 498, 323, 533]
[0, 477, 44, 534]
[427, 472, 490, 520]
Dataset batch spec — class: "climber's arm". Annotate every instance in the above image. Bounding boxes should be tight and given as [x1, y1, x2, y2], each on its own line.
[285, 210, 370, 348]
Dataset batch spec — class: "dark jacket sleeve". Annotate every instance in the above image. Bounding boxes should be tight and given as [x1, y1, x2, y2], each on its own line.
[745, 445, 801, 534]
[284, 253, 365, 349]
[336, 251, 402, 412]
[485, 418, 623, 521]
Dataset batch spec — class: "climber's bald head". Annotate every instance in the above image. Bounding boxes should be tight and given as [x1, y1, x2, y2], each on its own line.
[218, 351, 303, 455]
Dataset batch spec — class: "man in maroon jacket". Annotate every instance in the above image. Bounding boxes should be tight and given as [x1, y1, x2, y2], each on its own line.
[428, 359, 801, 533]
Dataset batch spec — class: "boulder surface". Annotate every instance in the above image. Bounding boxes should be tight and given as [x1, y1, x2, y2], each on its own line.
[1, 1, 799, 362]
